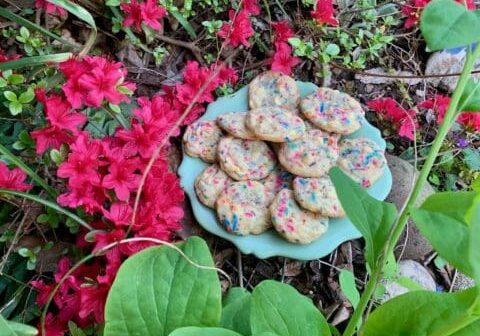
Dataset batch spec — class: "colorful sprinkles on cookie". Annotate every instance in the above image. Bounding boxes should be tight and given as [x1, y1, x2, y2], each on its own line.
[195, 164, 232, 208]
[249, 71, 300, 109]
[278, 129, 339, 177]
[183, 120, 223, 163]
[300, 88, 365, 135]
[246, 107, 306, 142]
[338, 138, 387, 187]
[293, 176, 345, 217]
[262, 167, 294, 204]
[218, 137, 277, 180]
[270, 189, 328, 244]
[217, 112, 257, 140]
[216, 181, 271, 235]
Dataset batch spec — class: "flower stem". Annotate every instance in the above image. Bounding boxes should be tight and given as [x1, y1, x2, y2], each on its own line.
[342, 43, 480, 336]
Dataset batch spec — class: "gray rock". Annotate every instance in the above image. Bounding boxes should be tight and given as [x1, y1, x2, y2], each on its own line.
[385, 154, 435, 260]
[383, 260, 437, 302]
[452, 272, 476, 291]
[425, 48, 480, 92]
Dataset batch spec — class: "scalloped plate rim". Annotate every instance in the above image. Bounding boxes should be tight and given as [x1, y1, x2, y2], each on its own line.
[178, 81, 393, 261]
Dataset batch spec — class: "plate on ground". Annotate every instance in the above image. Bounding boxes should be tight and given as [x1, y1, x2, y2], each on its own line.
[178, 81, 393, 260]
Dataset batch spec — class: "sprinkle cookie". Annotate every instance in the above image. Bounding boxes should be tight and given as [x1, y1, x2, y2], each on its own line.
[262, 167, 294, 204]
[293, 176, 345, 217]
[249, 71, 300, 109]
[246, 107, 306, 142]
[218, 137, 277, 180]
[183, 120, 222, 163]
[337, 138, 386, 187]
[217, 112, 257, 140]
[300, 88, 364, 135]
[216, 181, 271, 235]
[195, 165, 232, 208]
[270, 189, 328, 244]
[278, 130, 339, 177]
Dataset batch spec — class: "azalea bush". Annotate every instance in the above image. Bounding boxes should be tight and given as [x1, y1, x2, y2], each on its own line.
[0, 0, 479, 335]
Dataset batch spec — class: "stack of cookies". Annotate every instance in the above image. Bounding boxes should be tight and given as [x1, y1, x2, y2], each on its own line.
[183, 71, 387, 244]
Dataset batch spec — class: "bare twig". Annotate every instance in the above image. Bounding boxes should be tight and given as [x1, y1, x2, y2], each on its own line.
[156, 34, 204, 64]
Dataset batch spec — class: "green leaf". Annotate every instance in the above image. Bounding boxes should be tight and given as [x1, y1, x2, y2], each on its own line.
[221, 287, 252, 335]
[396, 276, 426, 291]
[362, 288, 480, 336]
[472, 176, 480, 191]
[329, 167, 397, 270]
[463, 148, 480, 171]
[411, 191, 480, 283]
[251, 280, 331, 336]
[4, 91, 17, 102]
[104, 237, 222, 336]
[325, 43, 340, 56]
[8, 74, 24, 85]
[458, 79, 480, 112]
[9, 101, 23, 115]
[18, 89, 34, 104]
[339, 270, 360, 309]
[0, 314, 38, 336]
[169, 9, 197, 39]
[288, 37, 302, 48]
[0, 53, 72, 71]
[0, 189, 92, 231]
[168, 327, 243, 336]
[19, 27, 30, 39]
[420, 0, 480, 51]
[105, 0, 121, 6]
[68, 321, 87, 336]
[46, 0, 97, 55]
[0, 7, 79, 50]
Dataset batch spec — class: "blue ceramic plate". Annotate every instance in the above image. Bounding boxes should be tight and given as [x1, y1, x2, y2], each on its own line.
[178, 82, 392, 260]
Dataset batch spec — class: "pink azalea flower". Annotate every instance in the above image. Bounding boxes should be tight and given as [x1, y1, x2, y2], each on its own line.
[272, 21, 295, 43]
[419, 95, 480, 132]
[311, 0, 339, 26]
[367, 98, 418, 140]
[102, 157, 141, 201]
[270, 42, 300, 75]
[0, 162, 32, 192]
[243, 0, 261, 15]
[120, 0, 167, 32]
[218, 10, 254, 48]
[35, 0, 67, 16]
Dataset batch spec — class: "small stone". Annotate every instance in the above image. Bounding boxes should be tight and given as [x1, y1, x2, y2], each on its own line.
[452, 272, 476, 291]
[425, 48, 480, 92]
[383, 260, 437, 302]
[385, 155, 435, 260]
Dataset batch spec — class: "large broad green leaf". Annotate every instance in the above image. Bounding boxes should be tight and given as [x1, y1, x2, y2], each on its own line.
[362, 288, 480, 336]
[420, 0, 480, 51]
[411, 192, 480, 283]
[459, 79, 480, 113]
[168, 327, 242, 336]
[0, 315, 38, 336]
[104, 237, 222, 336]
[250, 280, 331, 336]
[329, 168, 397, 270]
[221, 287, 252, 336]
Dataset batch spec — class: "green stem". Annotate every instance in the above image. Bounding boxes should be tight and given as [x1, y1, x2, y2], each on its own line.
[0, 143, 57, 199]
[342, 43, 480, 336]
[0, 189, 93, 231]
